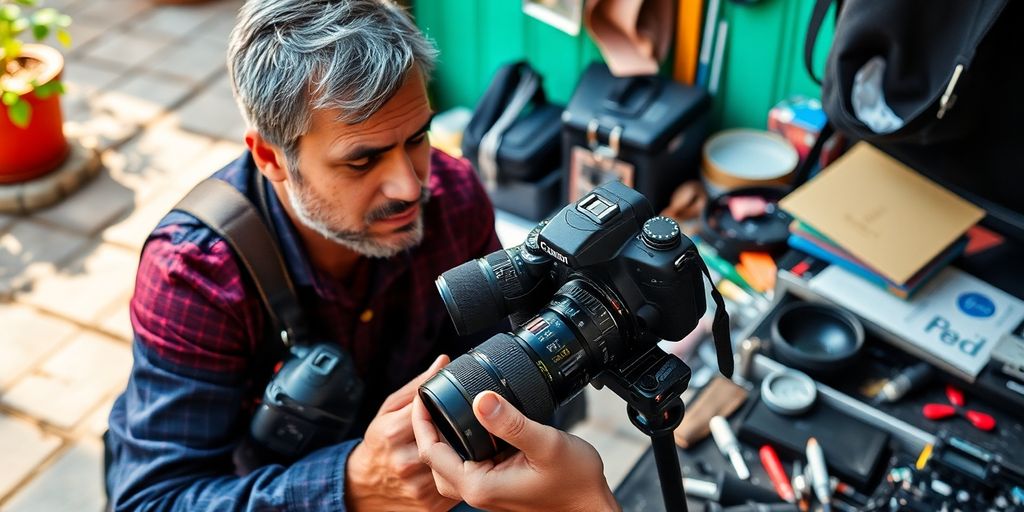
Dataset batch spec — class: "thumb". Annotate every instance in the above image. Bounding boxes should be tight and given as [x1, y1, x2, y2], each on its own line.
[472, 391, 559, 462]
[379, 354, 451, 414]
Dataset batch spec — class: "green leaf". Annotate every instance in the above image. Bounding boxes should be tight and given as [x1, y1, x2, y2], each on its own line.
[7, 97, 31, 127]
[13, 0, 40, 6]
[31, 8, 57, 26]
[2, 90, 19, 106]
[56, 14, 71, 28]
[33, 80, 54, 98]
[56, 27, 71, 47]
[12, 17, 29, 34]
[32, 21, 48, 41]
[0, 5, 21, 22]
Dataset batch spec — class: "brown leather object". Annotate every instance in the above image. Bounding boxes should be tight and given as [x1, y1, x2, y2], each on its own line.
[674, 376, 749, 448]
[583, 0, 674, 76]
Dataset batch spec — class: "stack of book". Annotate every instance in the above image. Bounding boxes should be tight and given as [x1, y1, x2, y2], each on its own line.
[779, 143, 984, 299]
[787, 219, 967, 299]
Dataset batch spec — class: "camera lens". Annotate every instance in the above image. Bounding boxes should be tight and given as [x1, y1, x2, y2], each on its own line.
[419, 279, 625, 461]
[436, 247, 551, 335]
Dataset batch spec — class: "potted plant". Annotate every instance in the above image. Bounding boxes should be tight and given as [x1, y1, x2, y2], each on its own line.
[1, 0, 72, 184]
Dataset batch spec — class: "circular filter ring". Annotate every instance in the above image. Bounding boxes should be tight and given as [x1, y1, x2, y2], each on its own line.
[761, 369, 817, 416]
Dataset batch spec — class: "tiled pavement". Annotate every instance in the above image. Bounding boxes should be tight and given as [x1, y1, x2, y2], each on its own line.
[0, 1, 648, 509]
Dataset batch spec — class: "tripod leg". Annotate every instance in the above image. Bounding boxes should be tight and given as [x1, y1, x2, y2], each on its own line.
[650, 430, 689, 512]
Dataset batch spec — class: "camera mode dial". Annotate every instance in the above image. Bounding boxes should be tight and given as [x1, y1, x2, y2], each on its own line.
[641, 216, 680, 250]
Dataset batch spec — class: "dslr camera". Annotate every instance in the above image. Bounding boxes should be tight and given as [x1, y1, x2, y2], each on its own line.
[420, 181, 734, 461]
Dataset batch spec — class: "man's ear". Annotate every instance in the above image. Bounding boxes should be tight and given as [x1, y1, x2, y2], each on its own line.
[245, 128, 290, 183]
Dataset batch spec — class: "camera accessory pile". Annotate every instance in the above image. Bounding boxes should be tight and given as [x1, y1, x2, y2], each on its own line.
[419, 181, 735, 512]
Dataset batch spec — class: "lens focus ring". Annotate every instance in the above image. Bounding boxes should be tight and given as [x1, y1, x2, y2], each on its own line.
[474, 334, 555, 423]
[485, 251, 524, 300]
[444, 334, 555, 425]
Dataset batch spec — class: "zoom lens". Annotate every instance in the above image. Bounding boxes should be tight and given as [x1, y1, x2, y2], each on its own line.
[436, 246, 552, 335]
[419, 279, 625, 461]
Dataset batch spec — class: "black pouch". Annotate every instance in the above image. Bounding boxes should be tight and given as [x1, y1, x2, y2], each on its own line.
[461, 62, 563, 184]
[807, 0, 1009, 145]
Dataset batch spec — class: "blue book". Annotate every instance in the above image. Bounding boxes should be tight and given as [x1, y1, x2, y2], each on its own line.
[788, 232, 967, 299]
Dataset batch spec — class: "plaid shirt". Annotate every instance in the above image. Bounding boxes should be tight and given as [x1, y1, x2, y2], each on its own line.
[106, 149, 503, 511]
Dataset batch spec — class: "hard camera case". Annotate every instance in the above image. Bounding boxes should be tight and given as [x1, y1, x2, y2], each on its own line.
[562, 62, 710, 211]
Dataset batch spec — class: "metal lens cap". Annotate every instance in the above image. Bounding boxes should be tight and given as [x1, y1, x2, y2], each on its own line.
[642, 216, 681, 250]
[761, 369, 817, 416]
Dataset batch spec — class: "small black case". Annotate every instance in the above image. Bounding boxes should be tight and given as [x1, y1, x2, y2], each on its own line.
[737, 391, 890, 489]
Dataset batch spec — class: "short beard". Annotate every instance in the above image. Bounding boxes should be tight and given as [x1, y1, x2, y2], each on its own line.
[285, 177, 430, 259]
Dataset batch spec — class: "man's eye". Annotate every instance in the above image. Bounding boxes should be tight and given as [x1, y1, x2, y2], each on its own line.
[409, 134, 428, 146]
[348, 157, 377, 172]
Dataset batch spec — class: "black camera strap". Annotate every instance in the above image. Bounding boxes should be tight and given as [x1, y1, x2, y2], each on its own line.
[697, 257, 734, 378]
[172, 177, 311, 347]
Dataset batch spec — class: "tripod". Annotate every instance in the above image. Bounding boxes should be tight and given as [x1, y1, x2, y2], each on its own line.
[595, 344, 693, 512]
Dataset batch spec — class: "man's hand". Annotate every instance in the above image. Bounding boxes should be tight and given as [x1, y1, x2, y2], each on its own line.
[345, 355, 457, 512]
[413, 390, 620, 512]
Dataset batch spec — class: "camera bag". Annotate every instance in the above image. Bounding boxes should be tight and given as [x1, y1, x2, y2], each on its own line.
[462, 61, 565, 221]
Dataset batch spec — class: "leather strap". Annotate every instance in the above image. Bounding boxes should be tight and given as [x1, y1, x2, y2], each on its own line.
[173, 178, 310, 347]
[698, 256, 734, 378]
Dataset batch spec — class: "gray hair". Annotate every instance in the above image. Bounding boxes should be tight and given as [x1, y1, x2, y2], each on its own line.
[227, 0, 437, 168]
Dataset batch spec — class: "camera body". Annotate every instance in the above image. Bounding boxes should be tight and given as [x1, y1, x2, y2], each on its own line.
[250, 343, 364, 458]
[422, 181, 729, 461]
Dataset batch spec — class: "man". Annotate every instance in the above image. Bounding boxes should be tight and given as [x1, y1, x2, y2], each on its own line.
[105, 1, 503, 509]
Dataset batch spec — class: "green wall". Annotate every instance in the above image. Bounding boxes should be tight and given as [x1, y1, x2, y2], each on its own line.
[413, 1, 602, 109]
[414, 0, 834, 130]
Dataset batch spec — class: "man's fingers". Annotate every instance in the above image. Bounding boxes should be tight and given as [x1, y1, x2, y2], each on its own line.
[379, 354, 450, 413]
[420, 440, 469, 482]
[472, 391, 558, 461]
[412, 395, 442, 449]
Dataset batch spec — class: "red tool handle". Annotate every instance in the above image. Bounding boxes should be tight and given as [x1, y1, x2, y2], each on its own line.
[945, 385, 965, 407]
[759, 445, 796, 503]
[966, 410, 997, 431]
[923, 403, 957, 420]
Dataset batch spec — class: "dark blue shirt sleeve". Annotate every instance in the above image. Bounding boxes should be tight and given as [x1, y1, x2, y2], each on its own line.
[106, 341, 358, 511]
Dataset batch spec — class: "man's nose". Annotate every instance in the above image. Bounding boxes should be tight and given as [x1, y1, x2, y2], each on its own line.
[380, 150, 422, 202]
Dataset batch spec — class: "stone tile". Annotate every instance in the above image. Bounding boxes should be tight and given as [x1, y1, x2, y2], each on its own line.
[32, 169, 135, 236]
[174, 76, 246, 141]
[46, 0, 83, 14]
[96, 293, 134, 342]
[130, 4, 224, 40]
[62, 110, 140, 152]
[102, 188, 184, 250]
[83, 395, 118, 439]
[60, 57, 123, 114]
[5, 438, 105, 512]
[144, 33, 228, 84]
[116, 119, 214, 176]
[195, 10, 237, 50]
[80, 31, 169, 72]
[62, 17, 107, 56]
[168, 140, 246, 194]
[0, 213, 15, 232]
[0, 415, 63, 500]
[0, 304, 78, 388]
[74, 0, 152, 31]
[2, 331, 132, 430]
[0, 220, 91, 298]
[92, 71, 194, 126]
[20, 243, 139, 327]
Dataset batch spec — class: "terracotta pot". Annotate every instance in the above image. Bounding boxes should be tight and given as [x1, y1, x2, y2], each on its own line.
[0, 44, 71, 184]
